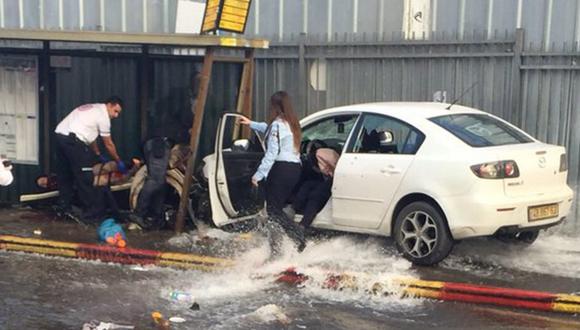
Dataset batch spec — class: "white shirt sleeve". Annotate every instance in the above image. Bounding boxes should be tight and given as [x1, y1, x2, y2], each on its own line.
[98, 109, 111, 137]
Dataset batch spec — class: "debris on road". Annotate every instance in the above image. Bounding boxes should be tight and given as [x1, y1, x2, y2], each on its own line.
[97, 218, 127, 248]
[190, 302, 200, 311]
[81, 320, 134, 330]
[169, 290, 195, 304]
[249, 304, 291, 325]
[168, 316, 186, 323]
[151, 311, 170, 330]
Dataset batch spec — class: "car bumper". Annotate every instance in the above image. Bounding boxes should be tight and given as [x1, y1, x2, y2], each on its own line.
[443, 186, 574, 240]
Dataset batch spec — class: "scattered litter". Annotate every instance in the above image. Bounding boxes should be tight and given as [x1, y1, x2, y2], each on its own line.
[167, 233, 194, 247]
[97, 218, 127, 248]
[249, 304, 290, 325]
[169, 290, 195, 304]
[151, 311, 170, 330]
[196, 235, 218, 246]
[168, 316, 186, 323]
[127, 223, 141, 231]
[33, 229, 42, 236]
[130, 266, 148, 272]
[82, 320, 134, 330]
[190, 302, 200, 311]
[236, 233, 253, 241]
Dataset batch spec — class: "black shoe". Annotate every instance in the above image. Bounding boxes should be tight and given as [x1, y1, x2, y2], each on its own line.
[51, 204, 70, 217]
[64, 210, 87, 226]
[128, 213, 152, 230]
[297, 241, 306, 253]
[148, 217, 166, 231]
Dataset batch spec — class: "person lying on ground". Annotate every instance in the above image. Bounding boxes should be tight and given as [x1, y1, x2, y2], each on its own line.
[36, 158, 142, 190]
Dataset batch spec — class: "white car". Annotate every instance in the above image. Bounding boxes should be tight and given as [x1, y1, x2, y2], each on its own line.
[198, 102, 573, 265]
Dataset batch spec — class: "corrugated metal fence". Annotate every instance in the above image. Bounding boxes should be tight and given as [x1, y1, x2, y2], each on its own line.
[253, 30, 580, 228]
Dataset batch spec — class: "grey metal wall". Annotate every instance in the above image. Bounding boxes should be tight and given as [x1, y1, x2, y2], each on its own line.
[1, 0, 180, 33]
[151, 59, 243, 158]
[53, 57, 141, 159]
[252, 31, 580, 228]
[249, 0, 580, 47]
[3, 1, 580, 46]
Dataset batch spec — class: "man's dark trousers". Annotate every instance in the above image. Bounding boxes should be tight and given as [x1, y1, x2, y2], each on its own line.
[293, 178, 332, 227]
[135, 137, 171, 223]
[55, 133, 104, 220]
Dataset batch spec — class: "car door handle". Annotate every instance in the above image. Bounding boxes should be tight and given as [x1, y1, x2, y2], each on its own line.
[380, 166, 401, 174]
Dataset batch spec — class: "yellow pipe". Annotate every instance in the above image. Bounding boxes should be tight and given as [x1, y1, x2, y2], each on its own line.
[0, 235, 79, 249]
[2, 243, 77, 258]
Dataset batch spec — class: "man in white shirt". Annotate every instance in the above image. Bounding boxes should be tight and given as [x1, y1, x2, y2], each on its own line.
[54, 96, 125, 222]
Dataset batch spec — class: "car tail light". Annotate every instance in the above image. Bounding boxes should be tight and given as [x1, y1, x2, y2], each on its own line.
[471, 160, 519, 179]
[560, 153, 568, 172]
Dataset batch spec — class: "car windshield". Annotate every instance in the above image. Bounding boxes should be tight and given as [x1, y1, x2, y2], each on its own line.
[430, 114, 533, 147]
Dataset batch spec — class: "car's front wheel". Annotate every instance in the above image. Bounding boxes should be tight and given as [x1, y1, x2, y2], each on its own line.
[393, 201, 454, 266]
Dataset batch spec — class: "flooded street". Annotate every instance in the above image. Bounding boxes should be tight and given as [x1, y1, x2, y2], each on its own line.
[2, 216, 580, 329]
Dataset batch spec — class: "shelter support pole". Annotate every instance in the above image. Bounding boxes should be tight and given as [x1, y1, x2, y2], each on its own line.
[138, 45, 150, 142]
[511, 28, 524, 126]
[175, 48, 215, 233]
[40, 41, 51, 172]
[237, 49, 255, 138]
[298, 33, 307, 118]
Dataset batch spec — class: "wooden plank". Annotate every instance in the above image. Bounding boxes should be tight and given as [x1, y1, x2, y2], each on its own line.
[0, 29, 269, 49]
[174, 48, 215, 233]
[233, 49, 255, 139]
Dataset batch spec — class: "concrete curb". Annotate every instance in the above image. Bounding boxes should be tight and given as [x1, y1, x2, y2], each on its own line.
[0, 234, 232, 271]
[2, 234, 579, 315]
[276, 268, 580, 315]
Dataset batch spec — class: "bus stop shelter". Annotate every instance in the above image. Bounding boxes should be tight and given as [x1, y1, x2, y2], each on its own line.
[0, 29, 268, 231]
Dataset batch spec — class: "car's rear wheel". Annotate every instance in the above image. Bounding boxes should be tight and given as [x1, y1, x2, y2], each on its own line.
[393, 201, 454, 266]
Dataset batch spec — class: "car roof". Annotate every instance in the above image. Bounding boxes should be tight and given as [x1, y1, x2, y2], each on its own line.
[309, 102, 485, 122]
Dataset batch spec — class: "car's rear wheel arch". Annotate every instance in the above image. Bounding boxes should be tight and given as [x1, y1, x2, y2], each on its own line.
[391, 193, 451, 237]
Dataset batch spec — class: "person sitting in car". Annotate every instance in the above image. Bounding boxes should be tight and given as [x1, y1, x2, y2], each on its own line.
[292, 142, 339, 229]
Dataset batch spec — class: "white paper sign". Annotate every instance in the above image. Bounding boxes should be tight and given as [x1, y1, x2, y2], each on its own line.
[175, 0, 206, 34]
[0, 56, 39, 164]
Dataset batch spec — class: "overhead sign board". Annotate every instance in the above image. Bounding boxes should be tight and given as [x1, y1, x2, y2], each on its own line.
[201, 0, 252, 34]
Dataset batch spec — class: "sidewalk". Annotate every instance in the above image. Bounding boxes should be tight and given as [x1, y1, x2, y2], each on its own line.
[0, 206, 249, 257]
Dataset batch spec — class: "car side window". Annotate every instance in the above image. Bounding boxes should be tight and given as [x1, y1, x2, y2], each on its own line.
[221, 115, 264, 153]
[348, 113, 424, 155]
[301, 114, 359, 153]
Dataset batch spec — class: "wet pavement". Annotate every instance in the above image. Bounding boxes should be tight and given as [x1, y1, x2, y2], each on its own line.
[1, 206, 580, 329]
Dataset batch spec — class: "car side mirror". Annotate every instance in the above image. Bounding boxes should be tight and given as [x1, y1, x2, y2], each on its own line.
[232, 139, 250, 151]
[379, 131, 394, 144]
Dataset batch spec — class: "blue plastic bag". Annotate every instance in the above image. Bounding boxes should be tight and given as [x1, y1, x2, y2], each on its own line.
[97, 218, 127, 248]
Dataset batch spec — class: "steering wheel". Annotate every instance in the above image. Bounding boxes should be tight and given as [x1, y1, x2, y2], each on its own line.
[304, 139, 328, 155]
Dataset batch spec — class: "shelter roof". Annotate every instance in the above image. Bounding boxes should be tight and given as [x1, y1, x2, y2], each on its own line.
[0, 29, 269, 49]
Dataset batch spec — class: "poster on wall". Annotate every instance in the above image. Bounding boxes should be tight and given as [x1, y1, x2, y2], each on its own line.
[0, 56, 39, 164]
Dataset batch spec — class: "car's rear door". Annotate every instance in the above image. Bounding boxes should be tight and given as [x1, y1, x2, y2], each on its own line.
[332, 113, 424, 229]
[211, 113, 265, 226]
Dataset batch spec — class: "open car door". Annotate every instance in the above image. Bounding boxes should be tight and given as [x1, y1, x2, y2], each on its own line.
[210, 113, 266, 226]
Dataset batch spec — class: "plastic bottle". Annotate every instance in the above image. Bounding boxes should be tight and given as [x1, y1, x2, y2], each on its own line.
[169, 290, 194, 304]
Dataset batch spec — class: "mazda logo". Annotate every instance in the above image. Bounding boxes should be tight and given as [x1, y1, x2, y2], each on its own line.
[538, 156, 546, 168]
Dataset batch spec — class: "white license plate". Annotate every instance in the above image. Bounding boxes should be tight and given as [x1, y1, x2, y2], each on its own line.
[528, 203, 559, 222]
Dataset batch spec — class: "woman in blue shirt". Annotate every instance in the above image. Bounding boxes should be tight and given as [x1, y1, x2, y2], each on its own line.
[240, 91, 306, 255]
